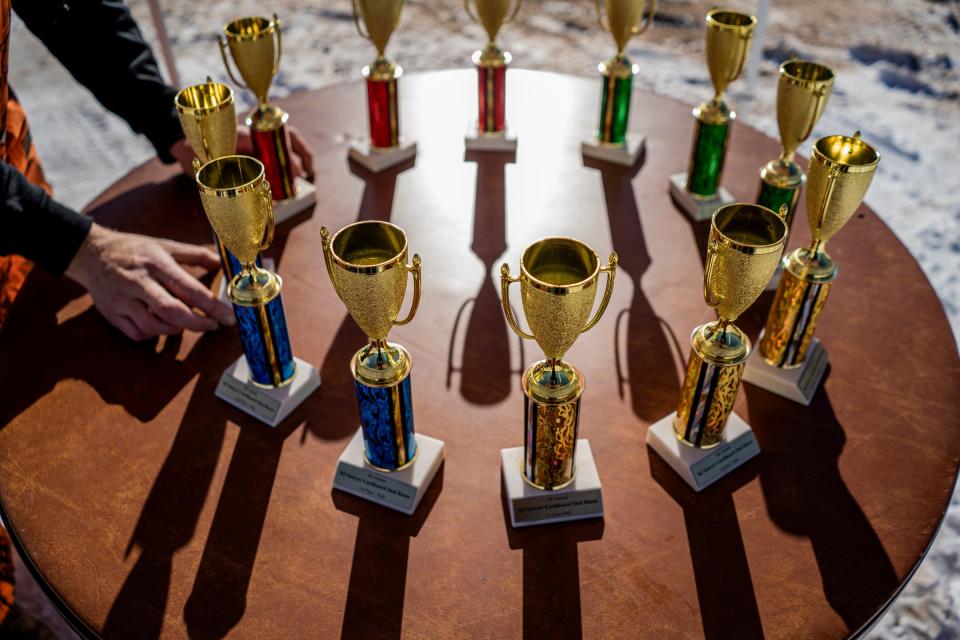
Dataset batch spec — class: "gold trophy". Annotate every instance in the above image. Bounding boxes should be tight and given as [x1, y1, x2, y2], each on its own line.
[348, 0, 418, 172]
[175, 78, 237, 164]
[581, 0, 657, 166]
[745, 133, 880, 405]
[463, 0, 521, 150]
[500, 238, 617, 499]
[193, 155, 319, 424]
[220, 15, 315, 215]
[670, 9, 756, 221]
[647, 204, 787, 490]
[756, 60, 835, 229]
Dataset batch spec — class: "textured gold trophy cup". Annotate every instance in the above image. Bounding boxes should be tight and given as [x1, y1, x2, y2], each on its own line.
[674, 204, 787, 447]
[759, 133, 879, 370]
[175, 79, 237, 164]
[501, 238, 618, 490]
[467, 0, 520, 47]
[756, 60, 835, 226]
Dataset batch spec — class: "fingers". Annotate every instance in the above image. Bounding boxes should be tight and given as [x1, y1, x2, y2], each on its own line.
[109, 313, 147, 342]
[156, 238, 222, 271]
[149, 256, 236, 326]
[289, 128, 315, 181]
[126, 300, 181, 338]
[140, 277, 219, 332]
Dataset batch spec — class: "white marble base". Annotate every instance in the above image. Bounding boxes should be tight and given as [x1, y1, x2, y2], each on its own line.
[465, 122, 517, 152]
[742, 333, 828, 406]
[348, 139, 417, 173]
[273, 176, 316, 225]
[214, 355, 321, 427]
[217, 257, 275, 304]
[580, 135, 645, 167]
[669, 172, 734, 222]
[501, 440, 603, 528]
[332, 429, 445, 515]
[646, 412, 760, 492]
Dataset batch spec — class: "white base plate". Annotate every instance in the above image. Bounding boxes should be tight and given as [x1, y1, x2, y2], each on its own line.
[742, 333, 828, 406]
[214, 355, 321, 427]
[581, 135, 645, 167]
[669, 172, 734, 222]
[501, 440, 603, 528]
[332, 429, 445, 515]
[273, 176, 316, 225]
[217, 257, 275, 304]
[464, 122, 517, 152]
[348, 139, 418, 173]
[646, 412, 760, 492]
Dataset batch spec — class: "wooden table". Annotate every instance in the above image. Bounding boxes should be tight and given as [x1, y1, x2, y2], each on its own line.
[2, 70, 958, 639]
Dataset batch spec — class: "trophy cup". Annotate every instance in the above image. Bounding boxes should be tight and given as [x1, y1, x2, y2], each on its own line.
[220, 14, 317, 222]
[321, 221, 443, 515]
[581, 0, 657, 167]
[743, 132, 880, 405]
[348, 0, 418, 173]
[670, 9, 756, 221]
[756, 60, 835, 228]
[193, 155, 320, 427]
[463, 0, 522, 151]
[647, 203, 787, 491]
[499, 237, 617, 526]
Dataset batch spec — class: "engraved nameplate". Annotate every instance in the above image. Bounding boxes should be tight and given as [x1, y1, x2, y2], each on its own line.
[214, 356, 320, 428]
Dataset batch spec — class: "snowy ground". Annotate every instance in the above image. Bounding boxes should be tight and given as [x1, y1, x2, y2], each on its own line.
[5, 0, 959, 638]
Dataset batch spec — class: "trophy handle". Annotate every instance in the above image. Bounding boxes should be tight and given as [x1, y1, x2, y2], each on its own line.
[811, 163, 843, 252]
[506, 0, 523, 24]
[192, 111, 212, 163]
[463, 0, 479, 24]
[703, 243, 720, 309]
[776, 204, 788, 219]
[191, 157, 201, 179]
[499, 264, 535, 340]
[593, 0, 611, 33]
[633, 0, 657, 36]
[218, 36, 251, 92]
[351, 0, 371, 41]
[258, 180, 275, 251]
[319, 226, 337, 284]
[272, 14, 283, 76]
[393, 253, 422, 326]
[581, 252, 619, 333]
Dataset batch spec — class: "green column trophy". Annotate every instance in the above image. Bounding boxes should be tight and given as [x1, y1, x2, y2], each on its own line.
[220, 14, 317, 223]
[647, 203, 787, 491]
[463, 0, 522, 151]
[581, 0, 657, 167]
[743, 132, 880, 405]
[499, 237, 617, 526]
[670, 9, 756, 221]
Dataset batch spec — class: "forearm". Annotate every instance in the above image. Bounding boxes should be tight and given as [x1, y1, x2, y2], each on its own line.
[0, 163, 92, 275]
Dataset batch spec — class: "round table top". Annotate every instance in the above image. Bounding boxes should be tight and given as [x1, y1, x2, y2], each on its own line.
[2, 69, 959, 640]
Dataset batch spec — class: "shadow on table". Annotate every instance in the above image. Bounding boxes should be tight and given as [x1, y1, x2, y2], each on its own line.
[501, 484, 604, 640]
[745, 381, 899, 631]
[648, 447, 764, 639]
[583, 155, 682, 423]
[447, 150, 518, 406]
[333, 466, 443, 640]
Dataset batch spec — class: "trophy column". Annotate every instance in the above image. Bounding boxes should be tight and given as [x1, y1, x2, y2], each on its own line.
[248, 106, 296, 201]
[521, 361, 584, 491]
[464, 48, 517, 151]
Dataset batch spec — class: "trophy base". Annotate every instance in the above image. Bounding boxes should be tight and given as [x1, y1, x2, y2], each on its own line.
[348, 139, 418, 173]
[580, 135, 645, 167]
[464, 122, 517, 152]
[215, 355, 321, 428]
[217, 257, 275, 304]
[742, 333, 828, 406]
[646, 412, 760, 492]
[669, 172, 734, 222]
[501, 440, 603, 528]
[332, 428, 445, 515]
[273, 176, 317, 225]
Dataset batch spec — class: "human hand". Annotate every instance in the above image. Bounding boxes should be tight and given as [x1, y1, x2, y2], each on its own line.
[170, 126, 315, 182]
[65, 224, 235, 341]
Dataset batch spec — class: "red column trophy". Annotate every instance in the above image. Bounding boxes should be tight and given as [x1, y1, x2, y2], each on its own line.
[463, 0, 522, 152]
[348, 0, 418, 173]
[220, 15, 316, 223]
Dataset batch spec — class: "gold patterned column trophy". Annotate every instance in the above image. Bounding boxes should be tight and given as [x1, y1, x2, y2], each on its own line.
[463, 0, 521, 151]
[647, 203, 787, 491]
[499, 238, 617, 526]
[321, 221, 444, 515]
[581, 0, 657, 167]
[670, 9, 756, 221]
[348, 0, 418, 173]
[743, 133, 880, 405]
[193, 155, 320, 427]
[220, 14, 317, 222]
